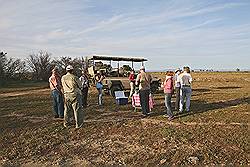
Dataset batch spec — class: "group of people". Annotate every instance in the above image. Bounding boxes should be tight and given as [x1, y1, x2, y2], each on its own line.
[162, 66, 192, 120]
[128, 66, 192, 120]
[49, 64, 192, 129]
[49, 65, 89, 129]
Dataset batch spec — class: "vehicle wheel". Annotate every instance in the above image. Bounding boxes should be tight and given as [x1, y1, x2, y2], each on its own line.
[151, 82, 159, 93]
[110, 85, 122, 97]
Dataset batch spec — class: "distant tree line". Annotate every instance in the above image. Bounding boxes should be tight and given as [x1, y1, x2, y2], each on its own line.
[0, 50, 85, 85]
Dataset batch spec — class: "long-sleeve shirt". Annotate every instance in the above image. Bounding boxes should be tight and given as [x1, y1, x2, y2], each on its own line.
[61, 73, 82, 96]
[177, 72, 192, 87]
[49, 74, 62, 91]
[162, 76, 174, 93]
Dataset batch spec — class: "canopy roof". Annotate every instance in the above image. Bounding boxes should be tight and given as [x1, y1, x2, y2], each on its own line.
[87, 54, 147, 62]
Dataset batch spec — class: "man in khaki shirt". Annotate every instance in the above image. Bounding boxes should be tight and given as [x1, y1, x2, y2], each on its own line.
[61, 65, 83, 128]
[136, 66, 152, 116]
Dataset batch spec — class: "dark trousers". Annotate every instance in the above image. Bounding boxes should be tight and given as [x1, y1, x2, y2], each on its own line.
[175, 87, 180, 110]
[139, 89, 150, 115]
[81, 87, 88, 107]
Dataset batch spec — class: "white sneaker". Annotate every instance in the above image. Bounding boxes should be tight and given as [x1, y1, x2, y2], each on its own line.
[63, 123, 70, 128]
[76, 123, 83, 129]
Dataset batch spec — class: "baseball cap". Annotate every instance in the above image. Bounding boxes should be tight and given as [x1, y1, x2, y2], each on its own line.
[66, 65, 73, 71]
[140, 66, 145, 70]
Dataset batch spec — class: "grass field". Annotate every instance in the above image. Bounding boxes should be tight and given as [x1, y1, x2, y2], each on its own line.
[0, 72, 249, 166]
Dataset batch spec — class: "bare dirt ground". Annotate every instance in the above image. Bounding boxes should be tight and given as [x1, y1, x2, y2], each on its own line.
[0, 72, 249, 166]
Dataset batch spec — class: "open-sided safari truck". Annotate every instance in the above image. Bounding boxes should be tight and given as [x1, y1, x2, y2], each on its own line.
[87, 55, 161, 97]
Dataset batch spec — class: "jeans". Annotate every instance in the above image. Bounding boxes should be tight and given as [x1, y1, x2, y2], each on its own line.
[51, 89, 64, 117]
[175, 87, 180, 110]
[179, 87, 192, 112]
[139, 89, 150, 115]
[165, 93, 173, 117]
[97, 88, 103, 105]
[81, 87, 88, 107]
[64, 93, 83, 128]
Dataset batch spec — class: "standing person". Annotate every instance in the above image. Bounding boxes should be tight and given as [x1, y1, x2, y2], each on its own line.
[162, 71, 174, 120]
[129, 69, 136, 98]
[79, 70, 89, 107]
[178, 66, 192, 113]
[61, 65, 83, 128]
[136, 66, 152, 116]
[174, 68, 181, 110]
[95, 71, 105, 106]
[49, 67, 64, 119]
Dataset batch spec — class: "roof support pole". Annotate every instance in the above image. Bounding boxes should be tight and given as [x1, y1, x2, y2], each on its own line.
[132, 61, 134, 69]
[117, 61, 120, 77]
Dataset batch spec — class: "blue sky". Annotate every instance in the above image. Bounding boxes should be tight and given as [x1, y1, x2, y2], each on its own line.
[0, 0, 250, 70]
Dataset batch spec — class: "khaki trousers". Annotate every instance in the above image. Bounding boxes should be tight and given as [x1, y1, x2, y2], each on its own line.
[64, 93, 83, 128]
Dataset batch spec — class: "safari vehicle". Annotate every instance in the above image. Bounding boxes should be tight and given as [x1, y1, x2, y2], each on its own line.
[86, 55, 161, 97]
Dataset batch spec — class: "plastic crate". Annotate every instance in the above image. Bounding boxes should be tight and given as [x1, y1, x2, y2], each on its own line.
[115, 91, 128, 105]
[116, 98, 128, 105]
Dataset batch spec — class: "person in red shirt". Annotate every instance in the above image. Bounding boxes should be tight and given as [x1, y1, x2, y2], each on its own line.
[129, 69, 136, 98]
[162, 71, 174, 120]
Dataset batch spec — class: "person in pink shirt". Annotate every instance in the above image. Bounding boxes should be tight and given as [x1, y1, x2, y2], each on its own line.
[128, 69, 135, 98]
[162, 71, 174, 120]
[49, 67, 64, 118]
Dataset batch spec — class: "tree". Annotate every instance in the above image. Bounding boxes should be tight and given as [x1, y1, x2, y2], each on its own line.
[51, 56, 72, 75]
[52, 56, 84, 77]
[27, 50, 52, 81]
[0, 52, 7, 80]
[0, 51, 27, 82]
[4, 58, 26, 80]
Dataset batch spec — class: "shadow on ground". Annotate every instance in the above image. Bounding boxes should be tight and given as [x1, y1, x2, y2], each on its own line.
[174, 96, 250, 118]
[215, 86, 241, 90]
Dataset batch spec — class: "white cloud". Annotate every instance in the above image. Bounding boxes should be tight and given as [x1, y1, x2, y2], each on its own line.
[173, 2, 246, 19]
[0, 0, 249, 69]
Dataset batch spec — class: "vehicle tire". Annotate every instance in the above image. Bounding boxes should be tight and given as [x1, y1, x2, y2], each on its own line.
[150, 81, 159, 93]
[110, 85, 122, 97]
